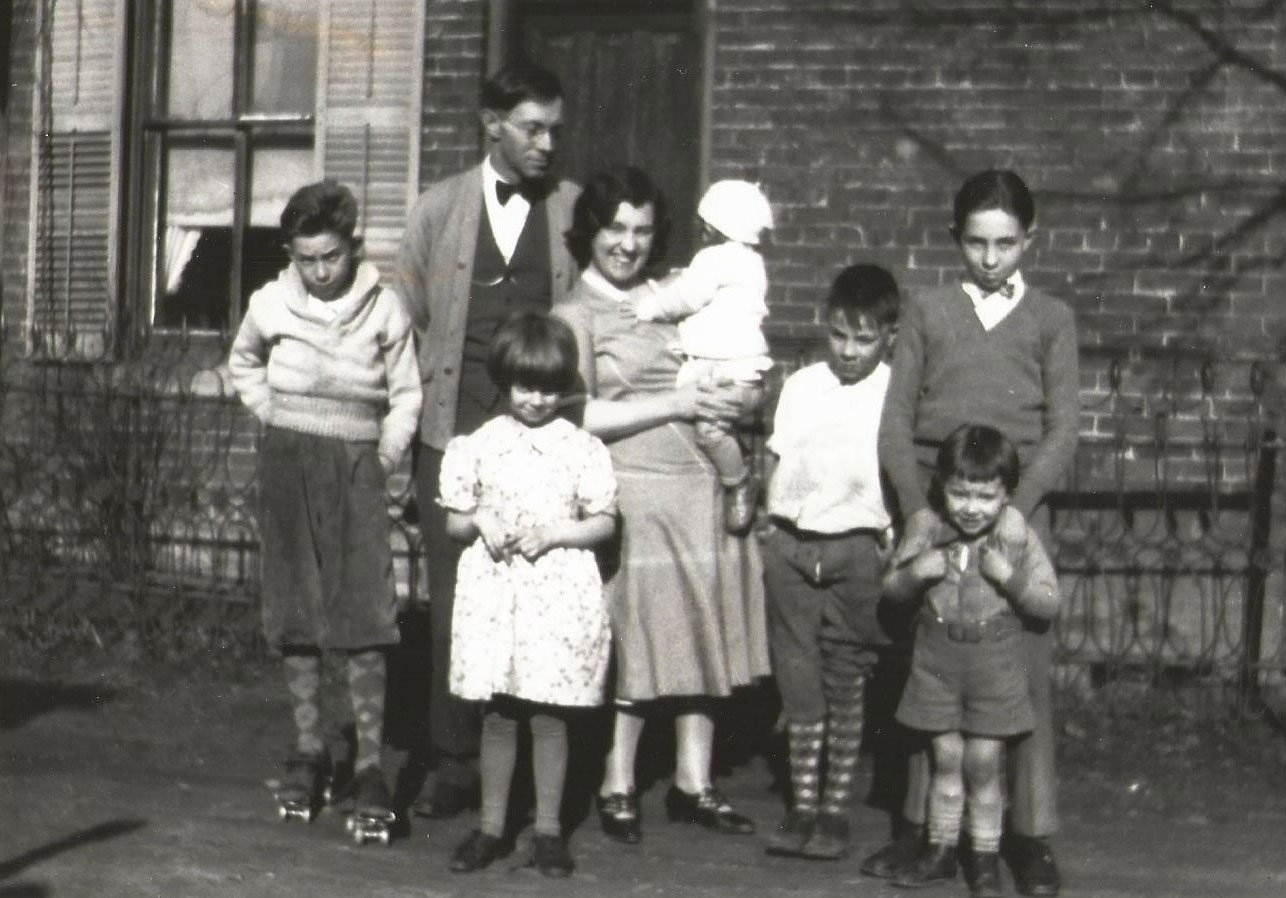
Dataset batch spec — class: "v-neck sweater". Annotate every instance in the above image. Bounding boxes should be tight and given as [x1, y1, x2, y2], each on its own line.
[879, 282, 1079, 517]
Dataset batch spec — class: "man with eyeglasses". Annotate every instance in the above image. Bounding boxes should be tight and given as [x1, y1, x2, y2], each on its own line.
[395, 62, 581, 822]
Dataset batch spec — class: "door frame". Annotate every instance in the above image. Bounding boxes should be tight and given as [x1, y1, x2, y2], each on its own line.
[485, 0, 713, 192]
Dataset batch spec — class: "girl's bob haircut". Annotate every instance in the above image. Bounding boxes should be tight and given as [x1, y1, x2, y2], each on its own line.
[933, 423, 1021, 496]
[487, 310, 580, 395]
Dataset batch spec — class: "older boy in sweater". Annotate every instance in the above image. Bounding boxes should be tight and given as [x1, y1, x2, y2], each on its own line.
[870, 170, 1077, 897]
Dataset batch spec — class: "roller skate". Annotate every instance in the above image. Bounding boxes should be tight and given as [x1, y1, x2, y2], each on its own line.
[343, 766, 397, 846]
[273, 750, 330, 823]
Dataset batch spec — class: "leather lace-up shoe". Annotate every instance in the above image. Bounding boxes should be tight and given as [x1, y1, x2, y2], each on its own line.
[967, 851, 1004, 898]
[449, 830, 507, 873]
[530, 833, 575, 877]
[800, 812, 850, 860]
[892, 842, 959, 888]
[860, 820, 925, 878]
[764, 809, 816, 856]
[1008, 835, 1060, 896]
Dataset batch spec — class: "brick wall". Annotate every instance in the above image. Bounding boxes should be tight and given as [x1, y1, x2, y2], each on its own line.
[702, 0, 1284, 493]
[417, 0, 489, 186]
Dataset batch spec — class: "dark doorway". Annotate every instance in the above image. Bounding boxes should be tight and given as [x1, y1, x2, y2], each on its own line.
[499, 1, 704, 267]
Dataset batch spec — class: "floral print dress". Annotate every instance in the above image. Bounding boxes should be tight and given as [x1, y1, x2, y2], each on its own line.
[440, 414, 618, 707]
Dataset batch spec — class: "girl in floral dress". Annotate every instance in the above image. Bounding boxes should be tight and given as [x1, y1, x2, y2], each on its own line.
[438, 311, 618, 878]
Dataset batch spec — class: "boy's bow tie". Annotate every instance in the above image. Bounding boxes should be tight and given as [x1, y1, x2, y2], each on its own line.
[986, 282, 1016, 299]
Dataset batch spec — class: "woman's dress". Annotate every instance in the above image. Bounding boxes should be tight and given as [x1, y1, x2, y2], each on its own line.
[556, 275, 770, 701]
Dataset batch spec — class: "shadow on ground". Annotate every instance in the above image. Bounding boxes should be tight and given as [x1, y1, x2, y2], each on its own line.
[0, 680, 117, 729]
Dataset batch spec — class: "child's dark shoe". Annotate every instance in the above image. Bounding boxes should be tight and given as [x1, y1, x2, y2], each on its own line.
[723, 476, 758, 535]
[1006, 835, 1060, 896]
[968, 851, 1004, 898]
[764, 809, 816, 856]
[892, 842, 958, 888]
[799, 812, 849, 860]
[449, 830, 508, 873]
[530, 833, 574, 878]
[860, 819, 924, 878]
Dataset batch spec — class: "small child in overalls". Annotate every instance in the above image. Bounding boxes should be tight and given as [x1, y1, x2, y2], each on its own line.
[885, 424, 1060, 897]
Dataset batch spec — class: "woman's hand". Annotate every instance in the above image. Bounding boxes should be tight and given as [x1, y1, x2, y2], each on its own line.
[694, 378, 760, 426]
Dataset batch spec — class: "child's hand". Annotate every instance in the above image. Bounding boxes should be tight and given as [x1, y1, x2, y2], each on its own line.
[475, 512, 515, 562]
[892, 508, 942, 565]
[906, 548, 949, 584]
[512, 525, 557, 561]
[979, 542, 1015, 585]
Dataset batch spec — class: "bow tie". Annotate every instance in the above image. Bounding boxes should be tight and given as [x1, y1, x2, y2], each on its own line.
[495, 179, 539, 205]
[980, 282, 1015, 300]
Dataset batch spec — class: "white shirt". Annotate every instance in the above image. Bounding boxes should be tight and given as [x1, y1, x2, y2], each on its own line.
[961, 270, 1026, 331]
[765, 361, 892, 534]
[481, 156, 532, 263]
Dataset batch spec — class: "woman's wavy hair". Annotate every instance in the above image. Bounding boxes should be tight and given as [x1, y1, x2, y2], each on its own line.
[565, 166, 671, 272]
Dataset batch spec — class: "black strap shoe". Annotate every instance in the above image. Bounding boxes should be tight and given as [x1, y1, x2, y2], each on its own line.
[665, 784, 756, 835]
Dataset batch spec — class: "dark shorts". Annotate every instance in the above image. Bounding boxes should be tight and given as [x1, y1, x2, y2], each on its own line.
[895, 612, 1033, 737]
[259, 427, 399, 650]
[763, 523, 887, 722]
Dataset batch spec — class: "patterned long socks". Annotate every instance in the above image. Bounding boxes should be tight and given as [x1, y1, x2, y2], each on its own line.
[821, 675, 865, 817]
[283, 650, 324, 757]
[346, 649, 387, 774]
[786, 721, 825, 814]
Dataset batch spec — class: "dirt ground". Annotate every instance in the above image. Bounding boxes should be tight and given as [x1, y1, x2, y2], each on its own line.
[2, 649, 1285, 898]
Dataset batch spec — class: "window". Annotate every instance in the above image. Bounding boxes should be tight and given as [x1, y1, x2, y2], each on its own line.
[29, 0, 425, 354]
[138, 0, 317, 333]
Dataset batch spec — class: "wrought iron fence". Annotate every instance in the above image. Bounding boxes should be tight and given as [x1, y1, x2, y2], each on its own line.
[2, 326, 1283, 708]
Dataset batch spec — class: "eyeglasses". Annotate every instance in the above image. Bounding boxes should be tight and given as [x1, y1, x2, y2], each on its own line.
[503, 118, 562, 142]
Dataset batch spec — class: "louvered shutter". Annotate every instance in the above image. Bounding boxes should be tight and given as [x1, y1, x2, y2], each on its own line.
[26, 0, 125, 358]
[317, 0, 425, 284]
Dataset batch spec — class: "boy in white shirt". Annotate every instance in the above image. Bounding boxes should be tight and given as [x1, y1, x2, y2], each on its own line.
[760, 264, 900, 861]
[633, 179, 774, 533]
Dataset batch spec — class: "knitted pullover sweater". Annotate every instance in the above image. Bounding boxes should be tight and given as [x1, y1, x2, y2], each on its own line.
[879, 282, 1079, 517]
[227, 261, 422, 472]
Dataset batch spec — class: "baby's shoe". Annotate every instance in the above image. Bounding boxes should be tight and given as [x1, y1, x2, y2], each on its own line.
[723, 475, 758, 535]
